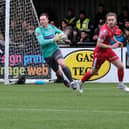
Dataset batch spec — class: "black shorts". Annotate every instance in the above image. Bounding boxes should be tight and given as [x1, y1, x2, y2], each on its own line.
[45, 49, 63, 72]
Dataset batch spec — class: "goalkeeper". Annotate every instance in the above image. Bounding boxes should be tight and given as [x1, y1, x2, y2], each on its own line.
[35, 13, 76, 89]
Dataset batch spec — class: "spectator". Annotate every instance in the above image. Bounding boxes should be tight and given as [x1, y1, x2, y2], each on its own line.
[110, 29, 126, 45]
[50, 20, 56, 27]
[64, 8, 77, 27]
[76, 10, 90, 31]
[127, 41, 129, 56]
[10, 12, 25, 46]
[92, 19, 104, 42]
[22, 21, 35, 35]
[0, 30, 4, 57]
[77, 30, 90, 44]
[118, 6, 129, 29]
[0, 7, 5, 57]
[123, 19, 129, 41]
[60, 19, 72, 43]
[70, 28, 80, 46]
[0, 30, 4, 40]
[0, 5, 5, 39]
[123, 19, 129, 56]
[92, 3, 107, 29]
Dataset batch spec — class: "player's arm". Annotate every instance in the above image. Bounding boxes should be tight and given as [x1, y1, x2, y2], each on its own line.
[97, 30, 112, 48]
[112, 36, 123, 47]
[35, 28, 53, 46]
[97, 40, 112, 48]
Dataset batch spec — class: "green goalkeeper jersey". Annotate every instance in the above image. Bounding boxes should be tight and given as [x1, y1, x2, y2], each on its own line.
[35, 24, 63, 58]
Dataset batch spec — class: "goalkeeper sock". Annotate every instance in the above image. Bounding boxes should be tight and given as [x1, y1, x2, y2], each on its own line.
[118, 68, 124, 82]
[81, 70, 92, 83]
[62, 66, 73, 82]
[56, 74, 64, 82]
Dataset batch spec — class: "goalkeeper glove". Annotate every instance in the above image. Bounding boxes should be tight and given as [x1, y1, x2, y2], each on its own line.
[59, 33, 67, 41]
[53, 33, 62, 42]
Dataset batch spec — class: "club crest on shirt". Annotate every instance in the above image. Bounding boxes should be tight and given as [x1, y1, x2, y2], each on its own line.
[37, 33, 40, 36]
[50, 29, 53, 32]
[109, 32, 112, 37]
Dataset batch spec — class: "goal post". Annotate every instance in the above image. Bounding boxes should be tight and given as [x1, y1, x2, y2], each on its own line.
[4, 0, 10, 84]
[0, 0, 51, 84]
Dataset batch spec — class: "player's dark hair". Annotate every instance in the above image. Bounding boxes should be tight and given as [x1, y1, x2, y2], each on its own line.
[39, 13, 49, 19]
[106, 12, 117, 20]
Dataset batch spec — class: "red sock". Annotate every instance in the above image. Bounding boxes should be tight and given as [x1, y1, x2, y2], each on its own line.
[118, 69, 124, 82]
[81, 70, 92, 82]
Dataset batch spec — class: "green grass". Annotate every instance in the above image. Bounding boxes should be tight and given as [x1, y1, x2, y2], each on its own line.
[0, 83, 129, 129]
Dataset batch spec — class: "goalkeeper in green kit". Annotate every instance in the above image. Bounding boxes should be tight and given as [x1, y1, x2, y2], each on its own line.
[35, 13, 76, 89]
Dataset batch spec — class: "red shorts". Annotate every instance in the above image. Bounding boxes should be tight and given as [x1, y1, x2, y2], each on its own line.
[92, 48, 119, 69]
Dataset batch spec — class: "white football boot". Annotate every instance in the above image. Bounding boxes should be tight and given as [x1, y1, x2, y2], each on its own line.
[118, 82, 129, 92]
[76, 80, 83, 94]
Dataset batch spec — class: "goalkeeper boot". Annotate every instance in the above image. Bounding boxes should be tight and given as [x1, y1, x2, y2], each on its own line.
[63, 80, 71, 88]
[76, 80, 83, 94]
[70, 81, 77, 90]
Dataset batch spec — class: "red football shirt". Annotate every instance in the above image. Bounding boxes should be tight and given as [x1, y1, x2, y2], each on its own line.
[95, 24, 117, 52]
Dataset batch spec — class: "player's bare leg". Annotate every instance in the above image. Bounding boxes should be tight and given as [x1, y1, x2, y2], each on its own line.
[112, 59, 129, 92]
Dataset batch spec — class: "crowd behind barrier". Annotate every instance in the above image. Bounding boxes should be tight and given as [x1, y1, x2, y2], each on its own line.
[0, 4, 129, 52]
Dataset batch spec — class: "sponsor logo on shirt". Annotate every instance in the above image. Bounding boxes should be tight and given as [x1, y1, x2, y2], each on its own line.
[44, 35, 54, 39]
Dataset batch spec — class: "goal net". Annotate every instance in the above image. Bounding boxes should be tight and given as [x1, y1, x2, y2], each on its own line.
[0, 0, 50, 84]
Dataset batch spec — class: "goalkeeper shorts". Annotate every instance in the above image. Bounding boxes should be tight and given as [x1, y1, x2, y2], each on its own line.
[45, 49, 63, 72]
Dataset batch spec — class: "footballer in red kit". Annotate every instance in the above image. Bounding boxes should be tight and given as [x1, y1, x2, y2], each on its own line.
[93, 24, 119, 69]
[76, 12, 129, 93]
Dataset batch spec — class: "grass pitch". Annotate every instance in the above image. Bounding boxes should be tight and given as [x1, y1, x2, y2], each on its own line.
[0, 83, 129, 129]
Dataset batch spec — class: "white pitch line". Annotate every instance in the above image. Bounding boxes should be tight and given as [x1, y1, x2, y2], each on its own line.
[0, 88, 118, 92]
[0, 107, 129, 115]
